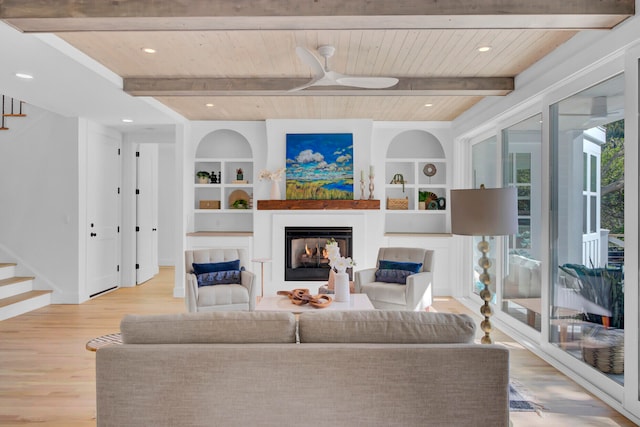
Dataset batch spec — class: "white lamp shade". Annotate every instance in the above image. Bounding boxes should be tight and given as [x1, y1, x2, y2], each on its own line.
[450, 187, 518, 236]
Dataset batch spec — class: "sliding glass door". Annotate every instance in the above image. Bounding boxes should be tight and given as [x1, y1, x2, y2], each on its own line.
[550, 74, 625, 385]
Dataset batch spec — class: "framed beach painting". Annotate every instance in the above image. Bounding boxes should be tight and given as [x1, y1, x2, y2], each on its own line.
[286, 133, 354, 200]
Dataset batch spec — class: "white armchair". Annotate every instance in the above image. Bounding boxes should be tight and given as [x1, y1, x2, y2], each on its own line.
[355, 247, 434, 311]
[185, 248, 256, 312]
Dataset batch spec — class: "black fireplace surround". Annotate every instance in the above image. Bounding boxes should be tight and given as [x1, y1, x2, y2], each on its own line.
[284, 226, 353, 281]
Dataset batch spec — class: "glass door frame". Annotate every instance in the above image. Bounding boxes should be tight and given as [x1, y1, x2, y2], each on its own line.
[621, 42, 640, 418]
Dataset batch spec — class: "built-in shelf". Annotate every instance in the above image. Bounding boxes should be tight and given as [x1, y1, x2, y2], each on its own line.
[257, 199, 380, 210]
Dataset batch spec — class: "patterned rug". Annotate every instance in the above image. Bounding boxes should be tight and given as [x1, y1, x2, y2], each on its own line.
[509, 382, 537, 412]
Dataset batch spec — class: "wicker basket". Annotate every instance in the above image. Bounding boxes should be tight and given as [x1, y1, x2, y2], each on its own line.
[582, 328, 624, 374]
[386, 197, 409, 210]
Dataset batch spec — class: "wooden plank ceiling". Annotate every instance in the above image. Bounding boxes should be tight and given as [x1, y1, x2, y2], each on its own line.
[0, 0, 634, 121]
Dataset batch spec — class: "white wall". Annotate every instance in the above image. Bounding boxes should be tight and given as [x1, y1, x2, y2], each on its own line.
[158, 143, 176, 266]
[0, 104, 81, 302]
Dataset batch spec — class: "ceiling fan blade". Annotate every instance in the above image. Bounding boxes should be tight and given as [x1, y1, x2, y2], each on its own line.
[295, 46, 325, 77]
[288, 78, 321, 92]
[335, 76, 399, 89]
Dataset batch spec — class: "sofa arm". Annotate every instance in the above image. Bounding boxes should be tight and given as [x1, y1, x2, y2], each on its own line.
[240, 270, 256, 310]
[354, 268, 377, 292]
[185, 273, 199, 312]
[405, 271, 433, 311]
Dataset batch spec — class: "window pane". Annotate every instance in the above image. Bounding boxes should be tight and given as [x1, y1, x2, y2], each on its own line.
[551, 74, 625, 385]
[590, 155, 597, 192]
[501, 114, 542, 332]
[471, 137, 497, 299]
[583, 152, 588, 191]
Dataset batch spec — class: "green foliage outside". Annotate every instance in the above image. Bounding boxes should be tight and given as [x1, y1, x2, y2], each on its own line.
[601, 120, 624, 234]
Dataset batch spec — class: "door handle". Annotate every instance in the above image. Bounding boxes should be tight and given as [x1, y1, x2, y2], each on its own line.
[90, 232, 97, 237]
[152, 228, 157, 231]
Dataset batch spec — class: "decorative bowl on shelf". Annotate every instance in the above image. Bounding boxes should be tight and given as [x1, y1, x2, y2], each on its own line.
[228, 189, 251, 209]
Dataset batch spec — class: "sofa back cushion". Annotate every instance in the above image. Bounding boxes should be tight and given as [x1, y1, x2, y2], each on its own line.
[120, 311, 297, 344]
[298, 311, 476, 344]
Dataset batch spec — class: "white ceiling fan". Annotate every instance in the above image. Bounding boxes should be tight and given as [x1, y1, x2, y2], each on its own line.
[290, 45, 399, 92]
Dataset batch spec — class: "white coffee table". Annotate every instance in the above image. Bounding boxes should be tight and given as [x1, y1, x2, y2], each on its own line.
[255, 293, 374, 313]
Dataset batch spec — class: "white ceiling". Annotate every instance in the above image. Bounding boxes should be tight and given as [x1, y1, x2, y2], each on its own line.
[0, 22, 180, 132]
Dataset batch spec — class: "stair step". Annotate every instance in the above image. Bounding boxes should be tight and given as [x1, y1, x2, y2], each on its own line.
[0, 276, 34, 299]
[0, 290, 52, 320]
[0, 263, 17, 280]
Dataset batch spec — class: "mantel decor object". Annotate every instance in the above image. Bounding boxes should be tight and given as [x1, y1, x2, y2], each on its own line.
[450, 185, 517, 344]
[369, 165, 375, 199]
[259, 167, 285, 200]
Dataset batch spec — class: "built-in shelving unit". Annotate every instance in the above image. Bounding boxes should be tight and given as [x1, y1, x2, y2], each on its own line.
[193, 129, 254, 232]
[384, 130, 449, 233]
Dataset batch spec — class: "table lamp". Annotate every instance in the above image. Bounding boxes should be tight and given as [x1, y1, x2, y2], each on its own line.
[450, 185, 517, 344]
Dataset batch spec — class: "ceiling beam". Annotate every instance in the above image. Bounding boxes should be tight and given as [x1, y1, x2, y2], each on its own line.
[123, 77, 514, 97]
[1, 0, 633, 32]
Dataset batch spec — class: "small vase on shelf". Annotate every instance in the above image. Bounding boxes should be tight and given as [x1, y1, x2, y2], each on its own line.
[334, 271, 350, 303]
[270, 181, 281, 200]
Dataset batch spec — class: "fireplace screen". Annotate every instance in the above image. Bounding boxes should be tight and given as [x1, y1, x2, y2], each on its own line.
[285, 226, 353, 281]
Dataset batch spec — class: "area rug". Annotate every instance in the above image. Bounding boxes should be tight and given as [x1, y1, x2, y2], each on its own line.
[509, 382, 537, 412]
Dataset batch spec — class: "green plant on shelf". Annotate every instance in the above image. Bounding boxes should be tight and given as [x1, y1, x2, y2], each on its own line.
[231, 199, 249, 209]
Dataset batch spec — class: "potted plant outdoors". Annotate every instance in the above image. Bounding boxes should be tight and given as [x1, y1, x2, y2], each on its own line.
[196, 171, 211, 184]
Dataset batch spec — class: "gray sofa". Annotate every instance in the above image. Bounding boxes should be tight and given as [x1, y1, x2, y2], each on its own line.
[96, 311, 509, 427]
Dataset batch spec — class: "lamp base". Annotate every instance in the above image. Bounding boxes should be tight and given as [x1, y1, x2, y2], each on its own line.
[477, 236, 494, 344]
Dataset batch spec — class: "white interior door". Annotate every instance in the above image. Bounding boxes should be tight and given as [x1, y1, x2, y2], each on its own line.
[136, 143, 159, 284]
[87, 132, 121, 297]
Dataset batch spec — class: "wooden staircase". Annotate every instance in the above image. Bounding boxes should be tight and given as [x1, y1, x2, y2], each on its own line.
[1, 95, 27, 131]
[0, 263, 52, 320]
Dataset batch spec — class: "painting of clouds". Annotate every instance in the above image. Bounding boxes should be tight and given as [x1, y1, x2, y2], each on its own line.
[285, 133, 354, 200]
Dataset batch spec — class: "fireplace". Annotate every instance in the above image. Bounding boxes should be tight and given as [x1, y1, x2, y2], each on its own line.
[285, 226, 353, 281]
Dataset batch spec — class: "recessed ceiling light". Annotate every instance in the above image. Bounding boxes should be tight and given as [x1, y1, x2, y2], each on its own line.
[477, 46, 492, 52]
[142, 47, 156, 54]
[122, 118, 133, 123]
[205, 103, 215, 107]
[15, 72, 34, 79]
[424, 103, 433, 107]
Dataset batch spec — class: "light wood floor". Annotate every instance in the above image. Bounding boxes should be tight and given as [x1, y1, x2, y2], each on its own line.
[0, 267, 635, 426]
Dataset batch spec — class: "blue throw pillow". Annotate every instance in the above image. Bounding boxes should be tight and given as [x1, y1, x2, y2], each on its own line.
[378, 260, 422, 273]
[192, 259, 240, 275]
[197, 270, 241, 287]
[375, 269, 415, 285]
